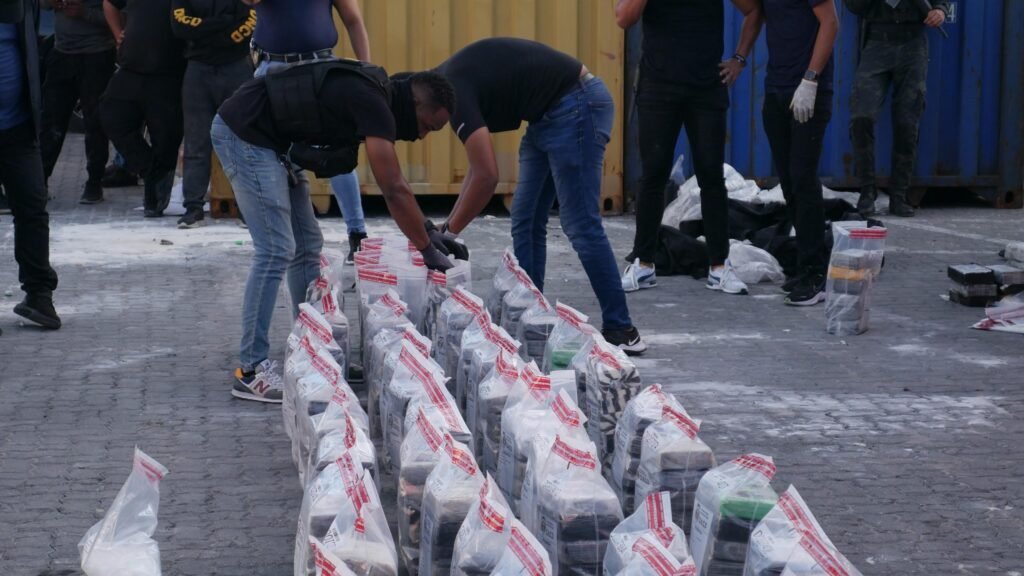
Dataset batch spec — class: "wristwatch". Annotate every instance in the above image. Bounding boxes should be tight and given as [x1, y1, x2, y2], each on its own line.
[732, 53, 747, 67]
[803, 69, 819, 82]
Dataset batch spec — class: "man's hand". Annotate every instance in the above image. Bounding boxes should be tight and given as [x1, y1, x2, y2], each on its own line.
[924, 8, 945, 27]
[420, 244, 454, 272]
[790, 79, 818, 123]
[718, 58, 744, 86]
[424, 220, 470, 261]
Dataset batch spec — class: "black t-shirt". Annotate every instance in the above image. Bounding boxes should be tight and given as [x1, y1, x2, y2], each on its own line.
[641, 0, 723, 87]
[437, 38, 581, 142]
[218, 71, 396, 152]
[763, 0, 834, 93]
[109, 0, 185, 75]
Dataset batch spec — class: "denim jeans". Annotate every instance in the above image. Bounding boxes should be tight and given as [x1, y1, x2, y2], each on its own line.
[330, 171, 366, 234]
[182, 57, 253, 210]
[210, 115, 324, 370]
[256, 58, 366, 235]
[510, 76, 633, 331]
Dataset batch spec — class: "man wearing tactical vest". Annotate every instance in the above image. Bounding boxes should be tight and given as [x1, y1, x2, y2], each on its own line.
[212, 61, 456, 403]
[436, 37, 647, 356]
[244, 0, 372, 262]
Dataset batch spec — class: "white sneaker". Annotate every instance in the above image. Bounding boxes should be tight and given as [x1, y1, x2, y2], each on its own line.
[706, 261, 749, 295]
[621, 259, 657, 292]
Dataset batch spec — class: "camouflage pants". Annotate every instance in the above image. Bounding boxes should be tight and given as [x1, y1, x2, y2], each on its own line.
[850, 33, 929, 192]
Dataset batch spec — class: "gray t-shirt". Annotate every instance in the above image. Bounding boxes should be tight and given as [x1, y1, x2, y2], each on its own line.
[50, 0, 115, 54]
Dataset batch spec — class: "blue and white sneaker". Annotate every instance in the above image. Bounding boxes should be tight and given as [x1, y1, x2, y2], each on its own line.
[706, 261, 749, 295]
[621, 259, 657, 293]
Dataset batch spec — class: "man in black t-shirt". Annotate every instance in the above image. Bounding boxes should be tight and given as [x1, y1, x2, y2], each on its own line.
[99, 0, 185, 218]
[616, 0, 763, 297]
[436, 37, 646, 356]
[211, 64, 455, 403]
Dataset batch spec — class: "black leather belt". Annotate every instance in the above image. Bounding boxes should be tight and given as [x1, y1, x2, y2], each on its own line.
[254, 47, 334, 64]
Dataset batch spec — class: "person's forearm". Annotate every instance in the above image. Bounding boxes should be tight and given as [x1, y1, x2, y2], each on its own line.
[733, 5, 763, 57]
[345, 19, 370, 61]
[615, 0, 647, 29]
[447, 170, 496, 234]
[381, 183, 431, 250]
[103, 1, 123, 39]
[808, 12, 838, 75]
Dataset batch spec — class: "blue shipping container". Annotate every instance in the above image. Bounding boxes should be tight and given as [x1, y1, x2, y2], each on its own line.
[623, 0, 1024, 208]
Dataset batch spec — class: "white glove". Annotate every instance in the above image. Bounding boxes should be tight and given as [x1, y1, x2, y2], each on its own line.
[789, 79, 818, 124]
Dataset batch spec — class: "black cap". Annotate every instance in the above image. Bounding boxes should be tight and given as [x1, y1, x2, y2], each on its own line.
[0, 0, 25, 24]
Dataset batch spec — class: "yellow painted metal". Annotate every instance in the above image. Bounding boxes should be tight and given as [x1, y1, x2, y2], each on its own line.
[210, 1, 624, 217]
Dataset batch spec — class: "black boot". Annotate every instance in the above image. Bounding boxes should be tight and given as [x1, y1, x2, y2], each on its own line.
[856, 185, 877, 217]
[143, 170, 174, 217]
[14, 293, 61, 330]
[889, 190, 916, 217]
[79, 181, 104, 204]
[346, 231, 367, 264]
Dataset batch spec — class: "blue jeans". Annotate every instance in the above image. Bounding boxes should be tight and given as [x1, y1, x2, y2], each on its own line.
[210, 115, 324, 370]
[510, 76, 632, 331]
[256, 58, 366, 236]
[330, 171, 366, 234]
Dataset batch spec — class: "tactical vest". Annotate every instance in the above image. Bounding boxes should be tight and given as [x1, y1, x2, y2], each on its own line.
[264, 59, 391, 177]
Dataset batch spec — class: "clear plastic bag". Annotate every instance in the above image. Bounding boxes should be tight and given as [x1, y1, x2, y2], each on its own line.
[455, 313, 516, 410]
[500, 267, 545, 339]
[79, 448, 167, 576]
[604, 491, 689, 576]
[381, 341, 451, 472]
[451, 474, 512, 576]
[825, 223, 887, 336]
[489, 519, 553, 576]
[363, 289, 410, 360]
[366, 326, 426, 440]
[661, 181, 702, 228]
[295, 454, 383, 576]
[496, 367, 579, 513]
[435, 287, 486, 385]
[611, 385, 673, 515]
[485, 248, 521, 325]
[779, 532, 862, 576]
[318, 474, 398, 576]
[285, 333, 324, 464]
[473, 350, 522, 471]
[394, 259, 429, 330]
[727, 241, 785, 285]
[518, 387, 590, 531]
[531, 434, 623, 576]
[294, 348, 358, 485]
[515, 294, 557, 365]
[634, 399, 716, 536]
[689, 454, 778, 576]
[398, 407, 449, 574]
[307, 278, 350, 380]
[462, 322, 520, 440]
[615, 538, 697, 576]
[356, 265, 399, 345]
[744, 486, 831, 576]
[318, 248, 348, 289]
[419, 435, 484, 576]
[423, 271, 449, 343]
[582, 337, 644, 469]
[288, 303, 345, 372]
[308, 537, 358, 576]
[542, 302, 596, 372]
[310, 409, 377, 486]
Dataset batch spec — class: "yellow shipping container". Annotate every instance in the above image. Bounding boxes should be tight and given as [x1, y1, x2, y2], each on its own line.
[211, 0, 624, 217]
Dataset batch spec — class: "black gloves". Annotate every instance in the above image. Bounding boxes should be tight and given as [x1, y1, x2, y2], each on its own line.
[419, 244, 454, 272]
[424, 220, 470, 261]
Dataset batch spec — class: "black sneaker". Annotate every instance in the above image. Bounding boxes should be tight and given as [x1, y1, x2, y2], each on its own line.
[101, 165, 139, 188]
[143, 209, 164, 218]
[232, 359, 284, 403]
[346, 231, 367, 264]
[781, 275, 801, 293]
[14, 293, 62, 329]
[177, 208, 205, 229]
[79, 181, 104, 204]
[602, 326, 648, 356]
[784, 274, 826, 306]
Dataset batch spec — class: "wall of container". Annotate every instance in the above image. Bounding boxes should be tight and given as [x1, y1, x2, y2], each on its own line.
[623, 0, 1024, 208]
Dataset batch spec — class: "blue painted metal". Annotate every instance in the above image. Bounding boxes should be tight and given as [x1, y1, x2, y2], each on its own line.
[625, 0, 1023, 207]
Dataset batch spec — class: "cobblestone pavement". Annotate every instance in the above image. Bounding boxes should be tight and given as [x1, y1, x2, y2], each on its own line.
[2, 137, 1022, 575]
